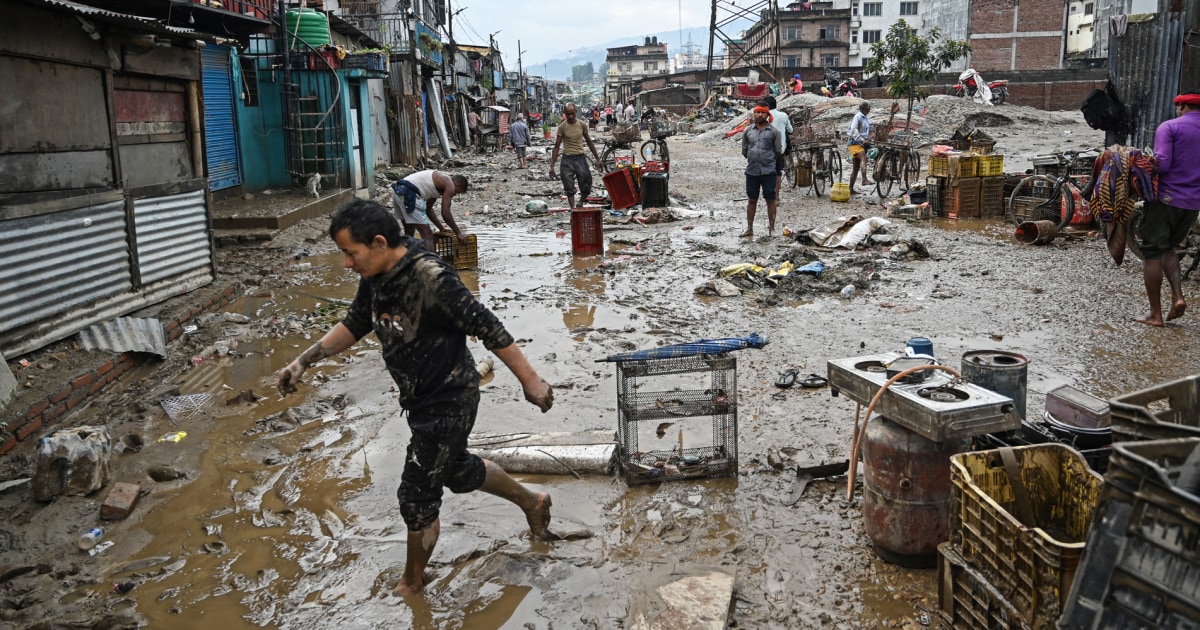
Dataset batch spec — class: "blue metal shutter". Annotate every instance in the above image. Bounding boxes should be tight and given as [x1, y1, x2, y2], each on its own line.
[201, 45, 242, 191]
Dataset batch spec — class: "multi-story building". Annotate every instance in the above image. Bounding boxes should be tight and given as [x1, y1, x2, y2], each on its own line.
[1067, 1, 1098, 54]
[605, 37, 669, 102]
[741, 1, 851, 71]
[846, 0, 933, 66]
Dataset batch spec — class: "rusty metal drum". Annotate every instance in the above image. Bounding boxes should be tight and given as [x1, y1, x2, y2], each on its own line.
[862, 416, 963, 568]
[961, 350, 1029, 421]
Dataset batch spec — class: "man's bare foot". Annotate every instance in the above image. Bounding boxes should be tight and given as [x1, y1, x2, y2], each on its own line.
[768, 226, 775, 236]
[525, 492, 553, 540]
[393, 570, 432, 596]
[1134, 315, 1165, 327]
[739, 230, 753, 238]
[1167, 301, 1187, 321]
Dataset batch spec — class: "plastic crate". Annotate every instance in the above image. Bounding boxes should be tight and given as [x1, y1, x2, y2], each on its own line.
[642, 160, 669, 173]
[977, 155, 1005, 177]
[929, 155, 978, 179]
[979, 176, 1006, 218]
[308, 49, 341, 69]
[945, 178, 982, 219]
[602, 169, 640, 210]
[434, 233, 478, 270]
[641, 172, 669, 207]
[937, 543, 1032, 630]
[1060, 438, 1200, 630]
[344, 52, 386, 71]
[949, 444, 1105, 628]
[927, 176, 946, 216]
[615, 354, 738, 486]
[570, 208, 603, 256]
[1110, 374, 1200, 442]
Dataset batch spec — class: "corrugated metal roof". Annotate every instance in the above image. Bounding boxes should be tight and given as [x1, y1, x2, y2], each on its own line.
[78, 317, 167, 357]
[27, 0, 203, 36]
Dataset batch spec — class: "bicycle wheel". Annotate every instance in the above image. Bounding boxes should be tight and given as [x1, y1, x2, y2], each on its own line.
[640, 140, 661, 162]
[903, 150, 921, 189]
[875, 151, 898, 199]
[600, 146, 617, 174]
[1007, 175, 1071, 227]
[828, 149, 843, 183]
[812, 149, 828, 197]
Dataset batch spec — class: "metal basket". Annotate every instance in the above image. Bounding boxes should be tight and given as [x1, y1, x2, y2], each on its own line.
[610, 124, 641, 143]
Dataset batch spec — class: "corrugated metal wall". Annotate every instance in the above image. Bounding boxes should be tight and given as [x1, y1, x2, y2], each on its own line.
[133, 189, 211, 285]
[1107, 12, 1184, 148]
[202, 45, 243, 190]
[0, 200, 133, 333]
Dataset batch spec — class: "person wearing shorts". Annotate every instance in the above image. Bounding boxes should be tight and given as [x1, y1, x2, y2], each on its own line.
[1135, 90, 1200, 326]
[276, 200, 555, 597]
[509, 113, 530, 169]
[391, 169, 469, 253]
[740, 103, 781, 238]
[548, 103, 603, 208]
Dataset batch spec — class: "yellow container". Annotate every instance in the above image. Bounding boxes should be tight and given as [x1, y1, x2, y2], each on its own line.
[830, 182, 850, 202]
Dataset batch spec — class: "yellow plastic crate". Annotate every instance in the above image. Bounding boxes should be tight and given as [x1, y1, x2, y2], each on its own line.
[928, 155, 977, 178]
[977, 155, 1005, 177]
[434, 233, 478, 270]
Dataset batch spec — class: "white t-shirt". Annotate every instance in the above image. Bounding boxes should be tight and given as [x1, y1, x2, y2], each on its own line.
[848, 111, 871, 144]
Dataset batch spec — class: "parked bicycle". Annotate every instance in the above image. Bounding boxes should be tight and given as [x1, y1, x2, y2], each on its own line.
[791, 141, 843, 196]
[639, 112, 675, 163]
[598, 122, 643, 173]
[1007, 150, 1093, 229]
[872, 132, 921, 199]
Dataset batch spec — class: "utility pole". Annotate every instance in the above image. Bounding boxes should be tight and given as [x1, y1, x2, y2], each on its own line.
[517, 39, 526, 116]
[705, 0, 716, 99]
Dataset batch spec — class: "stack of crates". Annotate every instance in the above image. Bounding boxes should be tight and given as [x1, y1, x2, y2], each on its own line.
[1059, 438, 1200, 629]
[927, 176, 946, 216]
[615, 354, 739, 486]
[979, 176, 1006, 218]
[939, 444, 1105, 629]
[927, 153, 1008, 219]
[945, 177, 982, 219]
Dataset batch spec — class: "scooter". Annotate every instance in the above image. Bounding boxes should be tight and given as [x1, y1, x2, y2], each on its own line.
[951, 68, 1008, 105]
[820, 68, 860, 98]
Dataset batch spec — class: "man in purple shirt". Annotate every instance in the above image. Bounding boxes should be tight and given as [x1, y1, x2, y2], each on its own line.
[1135, 91, 1200, 327]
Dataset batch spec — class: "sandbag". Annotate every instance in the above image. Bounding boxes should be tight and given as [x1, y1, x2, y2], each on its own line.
[32, 425, 112, 501]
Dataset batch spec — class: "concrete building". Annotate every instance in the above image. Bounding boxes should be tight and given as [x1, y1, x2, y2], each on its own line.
[845, 0, 935, 66]
[741, 1, 851, 71]
[1067, 1, 1098, 54]
[672, 35, 709, 74]
[605, 37, 669, 103]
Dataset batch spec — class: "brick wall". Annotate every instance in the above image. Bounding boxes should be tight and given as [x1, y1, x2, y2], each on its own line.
[859, 77, 1104, 111]
[0, 285, 240, 456]
[969, 0, 1067, 72]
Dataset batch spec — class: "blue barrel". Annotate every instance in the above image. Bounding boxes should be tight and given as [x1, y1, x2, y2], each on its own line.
[961, 350, 1029, 420]
[906, 337, 933, 357]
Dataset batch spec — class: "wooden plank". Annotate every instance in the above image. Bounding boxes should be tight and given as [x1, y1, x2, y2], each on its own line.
[113, 90, 187, 123]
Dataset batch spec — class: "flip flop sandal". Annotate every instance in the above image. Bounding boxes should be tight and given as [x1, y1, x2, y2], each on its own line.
[775, 368, 800, 388]
[799, 374, 828, 388]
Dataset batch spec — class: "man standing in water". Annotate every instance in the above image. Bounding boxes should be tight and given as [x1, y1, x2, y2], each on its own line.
[1135, 91, 1200, 326]
[276, 200, 555, 596]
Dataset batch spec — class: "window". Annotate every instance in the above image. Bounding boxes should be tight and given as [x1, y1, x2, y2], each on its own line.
[787, 26, 799, 40]
[820, 25, 840, 40]
[786, 56, 797, 67]
[862, 2, 882, 16]
[899, 2, 918, 15]
[1084, 2, 1094, 14]
[863, 30, 881, 44]
[238, 56, 259, 107]
[852, 31, 858, 44]
[821, 53, 840, 67]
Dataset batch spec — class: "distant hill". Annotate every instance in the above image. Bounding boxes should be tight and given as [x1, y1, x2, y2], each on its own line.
[530, 24, 750, 81]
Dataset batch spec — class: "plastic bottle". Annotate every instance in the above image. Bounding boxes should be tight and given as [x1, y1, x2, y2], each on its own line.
[476, 357, 495, 378]
[839, 284, 856, 299]
[78, 527, 104, 551]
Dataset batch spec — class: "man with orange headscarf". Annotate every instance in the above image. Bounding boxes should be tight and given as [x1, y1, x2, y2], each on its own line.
[1135, 91, 1200, 326]
[740, 102, 782, 238]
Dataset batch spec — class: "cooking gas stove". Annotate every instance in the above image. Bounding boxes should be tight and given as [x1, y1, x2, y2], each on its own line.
[827, 353, 1020, 442]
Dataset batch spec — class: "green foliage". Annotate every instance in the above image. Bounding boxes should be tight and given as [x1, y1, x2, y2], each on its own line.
[571, 62, 594, 83]
[863, 20, 970, 117]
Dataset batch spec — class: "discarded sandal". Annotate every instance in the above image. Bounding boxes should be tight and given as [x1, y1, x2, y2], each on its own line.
[775, 368, 800, 388]
[799, 374, 828, 388]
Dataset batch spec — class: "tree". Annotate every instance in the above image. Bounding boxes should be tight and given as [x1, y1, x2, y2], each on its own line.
[863, 20, 970, 132]
[571, 62, 595, 83]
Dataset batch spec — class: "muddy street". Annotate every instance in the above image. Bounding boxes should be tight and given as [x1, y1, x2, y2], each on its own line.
[4, 112, 1200, 630]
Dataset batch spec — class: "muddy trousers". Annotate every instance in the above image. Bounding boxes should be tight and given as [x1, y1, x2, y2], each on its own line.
[397, 403, 487, 531]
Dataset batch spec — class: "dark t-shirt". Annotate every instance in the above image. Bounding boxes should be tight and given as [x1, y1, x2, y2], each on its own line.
[341, 237, 514, 414]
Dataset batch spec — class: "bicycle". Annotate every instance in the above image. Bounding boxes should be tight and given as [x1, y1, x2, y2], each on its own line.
[639, 113, 675, 163]
[872, 135, 921, 199]
[1007, 150, 1093, 229]
[598, 122, 643, 173]
[791, 141, 843, 196]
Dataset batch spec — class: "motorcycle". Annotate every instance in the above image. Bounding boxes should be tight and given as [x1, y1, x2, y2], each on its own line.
[951, 68, 1008, 106]
[820, 68, 860, 98]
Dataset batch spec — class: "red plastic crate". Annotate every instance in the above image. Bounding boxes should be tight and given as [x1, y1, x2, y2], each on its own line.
[570, 209, 603, 256]
[603, 169, 640, 210]
[642, 160, 670, 173]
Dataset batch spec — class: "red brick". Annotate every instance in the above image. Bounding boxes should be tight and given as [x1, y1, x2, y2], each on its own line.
[66, 389, 87, 410]
[15, 418, 43, 441]
[163, 320, 179, 333]
[96, 360, 115, 377]
[118, 353, 135, 365]
[46, 402, 66, 420]
[0, 435, 18, 455]
[50, 386, 72, 404]
[89, 380, 106, 394]
[100, 482, 142, 520]
[25, 399, 49, 420]
[73, 373, 94, 390]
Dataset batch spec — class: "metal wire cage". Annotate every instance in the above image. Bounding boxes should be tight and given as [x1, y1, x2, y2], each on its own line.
[615, 354, 738, 485]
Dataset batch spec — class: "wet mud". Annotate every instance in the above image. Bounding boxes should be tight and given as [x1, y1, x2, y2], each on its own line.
[4, 121, 1200, 630]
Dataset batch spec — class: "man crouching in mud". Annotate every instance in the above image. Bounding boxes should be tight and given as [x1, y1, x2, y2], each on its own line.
[276, 199, 555, 596]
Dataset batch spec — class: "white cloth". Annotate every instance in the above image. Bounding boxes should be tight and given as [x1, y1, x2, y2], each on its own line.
[770, 109, 793, 153]
[624, 104, 635, 122]
[403, 169, 441, 200]
[848, 112, 871, 144]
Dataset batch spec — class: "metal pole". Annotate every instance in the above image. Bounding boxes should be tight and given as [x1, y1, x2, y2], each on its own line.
[705, 0, 716, 98]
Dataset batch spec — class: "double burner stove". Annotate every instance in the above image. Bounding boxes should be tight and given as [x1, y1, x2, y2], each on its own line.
[827, 353, 1021, 442]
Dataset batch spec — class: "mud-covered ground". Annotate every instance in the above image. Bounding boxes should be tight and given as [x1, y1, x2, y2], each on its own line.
[3, 97, 1200, 630]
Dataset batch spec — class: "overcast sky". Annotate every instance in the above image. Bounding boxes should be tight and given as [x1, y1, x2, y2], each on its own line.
[447, 0, 711, 66]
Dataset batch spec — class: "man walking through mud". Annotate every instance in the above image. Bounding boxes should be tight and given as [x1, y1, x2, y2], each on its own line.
[1135, 91, 1200, 326]
[276, 199, 556, 597]
[391, 169, 470, 253]
[548, 103, 603, 208]
[740, 102, 782, 238]
[847, 101, 873, 194]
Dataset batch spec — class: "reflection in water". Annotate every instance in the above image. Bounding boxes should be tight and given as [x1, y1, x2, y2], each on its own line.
[562, 256, 607, 334]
